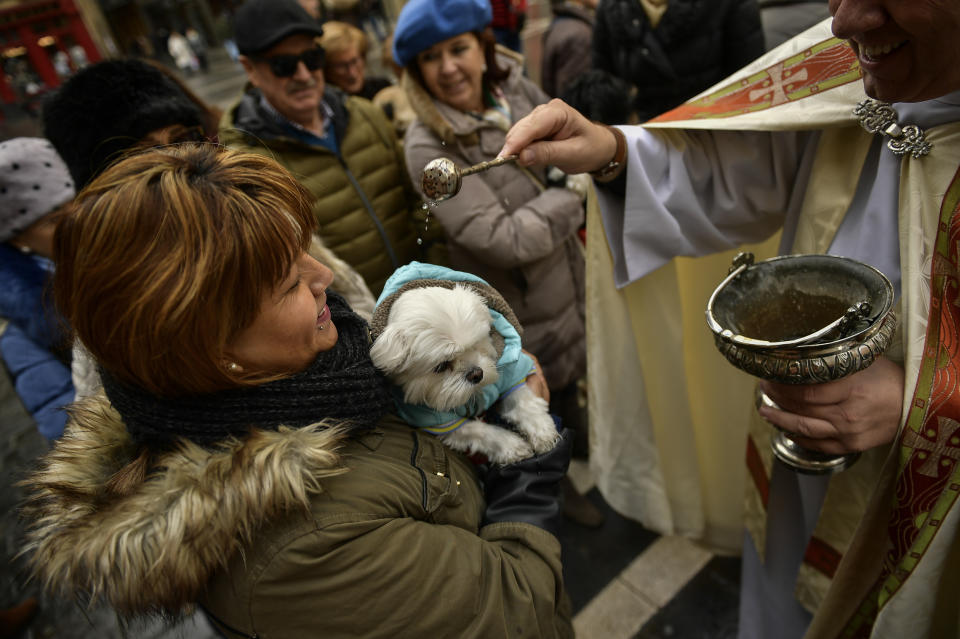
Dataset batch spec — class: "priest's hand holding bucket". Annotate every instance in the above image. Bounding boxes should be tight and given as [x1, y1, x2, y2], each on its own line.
[706, 252, 899, 473]
[756, 356, 904, 456]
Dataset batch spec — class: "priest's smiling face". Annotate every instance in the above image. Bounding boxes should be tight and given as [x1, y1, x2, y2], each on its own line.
[830, 0, 960, 103]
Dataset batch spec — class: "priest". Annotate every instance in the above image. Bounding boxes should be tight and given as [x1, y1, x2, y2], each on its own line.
[501, 2, 960, 638]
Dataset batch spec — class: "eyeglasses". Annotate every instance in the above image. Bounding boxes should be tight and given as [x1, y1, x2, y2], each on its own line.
[329, 55, 363, 74]
[259, 47, 326, 78]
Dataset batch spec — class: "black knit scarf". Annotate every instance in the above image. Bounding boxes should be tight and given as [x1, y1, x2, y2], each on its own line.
[101, 292, 393, 448]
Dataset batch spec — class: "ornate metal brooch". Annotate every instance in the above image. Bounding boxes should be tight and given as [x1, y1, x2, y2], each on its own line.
[854, 98, 932, 159]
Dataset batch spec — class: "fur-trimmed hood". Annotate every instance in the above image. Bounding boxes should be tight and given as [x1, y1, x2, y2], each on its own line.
[402, 45, 525, 147]
[20, 393, 347, 617]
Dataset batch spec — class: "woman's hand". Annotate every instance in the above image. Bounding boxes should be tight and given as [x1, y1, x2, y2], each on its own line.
[757, 356, 905, 454]
[500, 99, 619, 174]
[523, 349, 550, 403]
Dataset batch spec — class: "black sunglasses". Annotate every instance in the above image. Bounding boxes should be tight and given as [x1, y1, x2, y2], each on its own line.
[258, 47, 326, 78]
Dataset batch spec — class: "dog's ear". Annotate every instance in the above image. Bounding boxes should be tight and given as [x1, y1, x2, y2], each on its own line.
[369, 324, 411, 374]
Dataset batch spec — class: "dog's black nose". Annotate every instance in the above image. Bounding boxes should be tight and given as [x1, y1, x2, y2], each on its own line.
[466, 367, 484, 384]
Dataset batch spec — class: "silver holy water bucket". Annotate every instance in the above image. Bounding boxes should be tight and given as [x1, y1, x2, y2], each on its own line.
[705, 252, 897, 474]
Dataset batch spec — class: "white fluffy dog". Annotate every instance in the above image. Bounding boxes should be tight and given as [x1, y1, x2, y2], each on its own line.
[370, 284, 560, 464]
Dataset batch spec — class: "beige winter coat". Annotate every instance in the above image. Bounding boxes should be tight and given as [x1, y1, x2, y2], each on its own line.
[403, 50, 586, 391]
[21, 396, 573, 638]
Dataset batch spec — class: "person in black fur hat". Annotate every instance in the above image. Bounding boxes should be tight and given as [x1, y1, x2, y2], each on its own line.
[41, 58, 209, 189]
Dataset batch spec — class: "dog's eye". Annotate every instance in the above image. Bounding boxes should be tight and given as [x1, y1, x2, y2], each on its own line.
[433, 361, 452, 374]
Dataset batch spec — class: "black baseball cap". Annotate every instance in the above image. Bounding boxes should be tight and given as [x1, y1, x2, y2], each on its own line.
[235, 0, 324, 56]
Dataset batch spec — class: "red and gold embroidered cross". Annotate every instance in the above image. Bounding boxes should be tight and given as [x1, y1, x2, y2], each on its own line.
[650, 38, 861, 123]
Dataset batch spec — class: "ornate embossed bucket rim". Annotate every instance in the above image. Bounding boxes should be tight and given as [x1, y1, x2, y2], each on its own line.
[705, 253, 895, 353]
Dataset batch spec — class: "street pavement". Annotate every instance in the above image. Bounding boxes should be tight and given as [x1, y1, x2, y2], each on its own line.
[180, 49, 249, 112]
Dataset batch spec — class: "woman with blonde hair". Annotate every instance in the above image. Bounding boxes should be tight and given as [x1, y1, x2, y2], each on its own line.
[321, 20, 391, 99]
[21, 144, 574, 638]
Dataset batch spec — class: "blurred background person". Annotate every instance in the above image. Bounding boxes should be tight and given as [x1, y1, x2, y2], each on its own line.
[185, 27, 209, 72]
[167, 30, 199, 76]
[593, 0, 765, 122]
[52, 50, 72, 79]
[298, 0, 326, 20]
[42, 58, 211, 191]
[320, 21, 392, 100]
[758, 0, 831, 50]
[324, 0, 389, 41]
[0, 138, 75, 441]
[560, 69, 637, 126]
[214, 10, 241, 62]
[394, 0, 601, 527]
[540, 0, 596, 99]
[372, 32, 417, 137]
[490, 0, 526, 53]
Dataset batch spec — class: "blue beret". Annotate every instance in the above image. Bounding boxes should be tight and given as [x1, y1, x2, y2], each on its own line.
[392, 0, 493, 67]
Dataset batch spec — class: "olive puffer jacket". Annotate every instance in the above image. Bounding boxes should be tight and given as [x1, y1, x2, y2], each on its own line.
[22, 398, 573, 638]
[220, 87, 444, 295]
[593, 0, 765, 121]
[402, 50, 586, 392]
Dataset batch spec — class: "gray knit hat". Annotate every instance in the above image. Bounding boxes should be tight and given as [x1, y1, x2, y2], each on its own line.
[0, 137, 74, 242]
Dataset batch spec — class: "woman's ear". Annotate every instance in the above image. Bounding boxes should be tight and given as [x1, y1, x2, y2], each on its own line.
[220, 357, 245, 374]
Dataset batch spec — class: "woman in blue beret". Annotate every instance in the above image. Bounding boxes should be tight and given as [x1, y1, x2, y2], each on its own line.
[393, 0, 595, 516]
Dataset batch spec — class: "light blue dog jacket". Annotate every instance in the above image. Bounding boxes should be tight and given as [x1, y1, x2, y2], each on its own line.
[371, 262, 535, 434]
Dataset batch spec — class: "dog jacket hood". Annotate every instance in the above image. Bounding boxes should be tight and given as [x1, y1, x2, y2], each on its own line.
[371, 262, 535, 433]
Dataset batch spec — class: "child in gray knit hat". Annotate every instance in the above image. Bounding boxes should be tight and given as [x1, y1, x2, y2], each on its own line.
[0, 137, 76, 440]
[0, 137, 74, 254]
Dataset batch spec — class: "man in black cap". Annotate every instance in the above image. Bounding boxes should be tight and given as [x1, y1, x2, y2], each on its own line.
[221, 0, 443, 295]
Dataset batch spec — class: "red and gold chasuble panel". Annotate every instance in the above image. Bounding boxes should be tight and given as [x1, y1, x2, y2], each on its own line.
[843, 169, 960, 638]
[650, 38, 861, 123]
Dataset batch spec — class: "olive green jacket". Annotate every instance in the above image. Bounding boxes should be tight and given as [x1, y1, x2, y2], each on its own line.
[22, 397, 573, 638]
[220, 87, 445, 295]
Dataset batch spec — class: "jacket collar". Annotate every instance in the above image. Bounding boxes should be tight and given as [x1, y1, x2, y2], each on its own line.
[21, 394, 347, 616]
[551, 2, 595, 25]
[230, 85, 351, 147]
